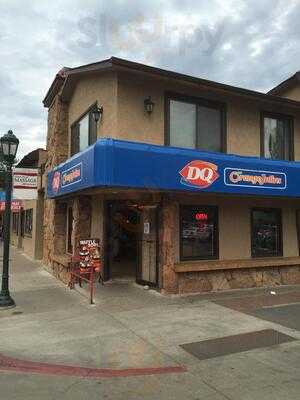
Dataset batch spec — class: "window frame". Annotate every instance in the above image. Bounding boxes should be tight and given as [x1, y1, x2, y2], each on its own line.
[260, 111, 294, 161]
[165, 92, 227, 153]
[179, 204, 219, 261]
[251, 207, 283, 258]
[12, 212, 19, 234]
[24, 208, 33, 237]
[70, 102, 98, 156]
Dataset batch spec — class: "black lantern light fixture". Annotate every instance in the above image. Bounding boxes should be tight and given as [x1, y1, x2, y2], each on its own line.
[144, 96, 154, 114]
[92, 105, 103, 124]
[1, 130, 19, 164]
[0, 130, 19, 308]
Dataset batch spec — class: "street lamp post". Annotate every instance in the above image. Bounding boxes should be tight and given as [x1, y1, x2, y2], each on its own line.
[0, 130, 19, 308]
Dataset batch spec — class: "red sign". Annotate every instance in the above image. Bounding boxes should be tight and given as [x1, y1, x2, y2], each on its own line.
[179, 160, 219, 189]
[195, 213, 208, 221]
[0, 201, 22, 212]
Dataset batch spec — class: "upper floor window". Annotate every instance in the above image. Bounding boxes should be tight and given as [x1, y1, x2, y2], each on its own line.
[166, 94, 226, 153]
[262, 112, 293, 161]
[71, 104, 97, 156]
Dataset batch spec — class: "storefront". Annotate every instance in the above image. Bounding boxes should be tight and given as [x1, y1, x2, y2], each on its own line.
[47, 138, 300, 293]
[9, 149, 46, 260]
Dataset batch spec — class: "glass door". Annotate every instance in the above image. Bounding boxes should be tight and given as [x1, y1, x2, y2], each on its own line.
[137, 205, 158, 286]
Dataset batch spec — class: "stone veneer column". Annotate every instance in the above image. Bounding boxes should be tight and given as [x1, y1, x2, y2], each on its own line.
[71, 196, 92, 255]
[159, 196, 179, 294]
[43, 199, 68, 266]
[43, 199, 55, 265]
[43, 93, 69, 267]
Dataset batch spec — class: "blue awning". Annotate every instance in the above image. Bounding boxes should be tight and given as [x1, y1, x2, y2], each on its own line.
[47, 138, 300, 199]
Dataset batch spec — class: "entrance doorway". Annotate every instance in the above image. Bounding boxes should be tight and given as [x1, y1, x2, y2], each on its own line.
[105, 201, 158, 286]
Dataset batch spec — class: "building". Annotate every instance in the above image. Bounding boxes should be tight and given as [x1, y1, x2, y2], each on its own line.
[269, 72, 300, 100]
[11, 148, 47, 260]
[42, 58, 300, 294]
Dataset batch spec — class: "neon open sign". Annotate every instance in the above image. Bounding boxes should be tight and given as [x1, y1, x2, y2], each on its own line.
[195, 213, 208, 221]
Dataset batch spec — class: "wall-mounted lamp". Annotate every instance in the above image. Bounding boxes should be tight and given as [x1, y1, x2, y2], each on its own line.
[144, 96, 154, 114]
[92, 105, 103, 123]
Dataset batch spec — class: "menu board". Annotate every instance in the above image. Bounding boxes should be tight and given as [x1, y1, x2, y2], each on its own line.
[79, 239, 101, 272]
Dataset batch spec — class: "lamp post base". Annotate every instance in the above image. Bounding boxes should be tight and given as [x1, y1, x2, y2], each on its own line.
[0, 292, 15, 308]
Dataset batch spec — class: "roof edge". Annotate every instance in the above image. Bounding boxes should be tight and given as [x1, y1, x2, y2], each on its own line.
[268, 72, 300, 96]
[44, 56, 300, 109]
[43, 67, 72, 108]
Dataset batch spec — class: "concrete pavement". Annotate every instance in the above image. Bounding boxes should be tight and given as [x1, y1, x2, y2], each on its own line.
[0, 246, 300, 399]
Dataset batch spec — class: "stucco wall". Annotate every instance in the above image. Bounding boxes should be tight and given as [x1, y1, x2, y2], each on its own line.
[11, 200, 37, 259]
[280, 86, 300, 101]
[64, 69, 300, 160]
[68, 71, 118, 156]
[116, 71, 300, 159]
[24, 200, 37, 259]
[173, 194, 299, 261]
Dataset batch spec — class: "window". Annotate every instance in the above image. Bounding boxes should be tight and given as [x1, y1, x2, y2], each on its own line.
[251, 208, 282, 258]
[71, 104, 97, 156]
[262, 113, 293, 161]
[167, 94, 226, 153]
[67, 206, 73, 254]
[24, 209, 33, 237]
[180, 205, 218, 260]
[12, 212, 19, 233]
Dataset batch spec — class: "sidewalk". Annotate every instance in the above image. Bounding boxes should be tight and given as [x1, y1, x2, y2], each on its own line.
[0, 246, 300, 399]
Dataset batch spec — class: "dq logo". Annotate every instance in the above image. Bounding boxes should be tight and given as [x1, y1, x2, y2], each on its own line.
[52, 171, 61, 193]
[179, 160, 219, 189]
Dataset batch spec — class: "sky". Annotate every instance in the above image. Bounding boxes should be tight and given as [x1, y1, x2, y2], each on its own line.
[0, 0, 300, 159]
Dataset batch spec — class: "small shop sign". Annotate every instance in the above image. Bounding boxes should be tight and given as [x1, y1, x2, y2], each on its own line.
[224, 168, 286, 190]
[13, 168, 38, 200]
[13, 168, 38, 189]
[79, 238, 101, 272]
[51, 163, 82, 194]
[0, 200, 22, 211]
[61, 163, 82, 188]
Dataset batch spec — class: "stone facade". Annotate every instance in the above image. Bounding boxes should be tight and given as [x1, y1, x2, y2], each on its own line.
[177, 266, 300, 294]
[43, 93, 69, 269]
[71, 196, 92, 254]
[159, 197, 179, 294]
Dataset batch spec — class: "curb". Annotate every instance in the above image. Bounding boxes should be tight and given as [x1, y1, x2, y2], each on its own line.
[0, 354, 186, 379]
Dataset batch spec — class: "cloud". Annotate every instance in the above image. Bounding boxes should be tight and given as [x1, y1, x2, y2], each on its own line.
[0, 0, 299, 158]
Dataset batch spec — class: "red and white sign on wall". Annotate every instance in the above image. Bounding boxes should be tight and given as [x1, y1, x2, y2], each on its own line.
[179, 160, 219, 189]
[13, 168, 38, 200]
[0, 200, 22, 212]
